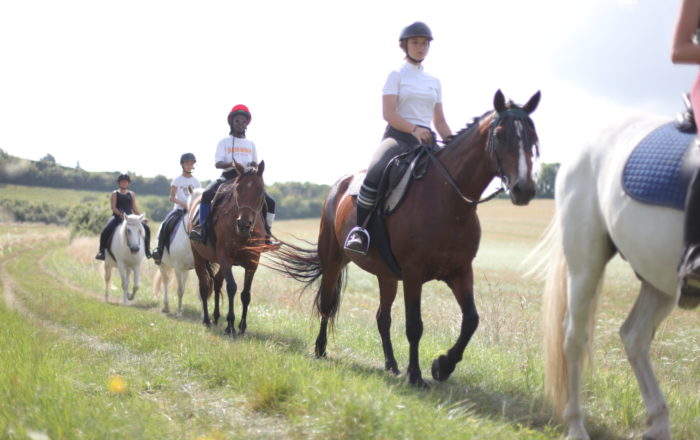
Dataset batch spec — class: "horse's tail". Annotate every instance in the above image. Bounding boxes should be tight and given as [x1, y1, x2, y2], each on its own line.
[152, 267, 174, 297]
[262, 240, 347, 321]
[539, 214, 599, 420]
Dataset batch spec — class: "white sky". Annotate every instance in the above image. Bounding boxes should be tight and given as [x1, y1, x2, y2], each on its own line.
[0, 0, 696, 185]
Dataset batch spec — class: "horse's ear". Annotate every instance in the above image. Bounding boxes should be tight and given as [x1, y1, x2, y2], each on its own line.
[494, 89, 506, 113]
[138, 214, 145, 222]
[234, 160, 246, 175]
[257, 160, 265, 176]
[523, 90, 541, 114]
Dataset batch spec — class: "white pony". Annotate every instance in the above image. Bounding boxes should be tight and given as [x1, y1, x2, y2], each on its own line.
[104, 213, 146, 305]
[539, 112, 700, 440]
[154, 212, 194, 316]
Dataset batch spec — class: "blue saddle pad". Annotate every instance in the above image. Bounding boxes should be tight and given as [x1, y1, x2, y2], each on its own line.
[622, 122, 695, 210]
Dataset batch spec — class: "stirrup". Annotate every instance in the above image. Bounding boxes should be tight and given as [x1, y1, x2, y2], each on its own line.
[152, 249, 162, 265]
[344, 226, 370, 255]
[95, 251, 105, 261]
[189, 226, 205, 244]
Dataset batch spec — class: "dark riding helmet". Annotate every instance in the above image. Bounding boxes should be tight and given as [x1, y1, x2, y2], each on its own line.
[399, 21, 433, 42]
[180, 152, 196, 164]
[228, 104, 252, 124]
[117, 173, 131, 183]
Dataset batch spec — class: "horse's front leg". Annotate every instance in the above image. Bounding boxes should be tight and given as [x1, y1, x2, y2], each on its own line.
[128, 264, 141, 301]
[223, 267, 237, 336]
[403, 276, 426, 387]
[104, 264, 112, 303]
[432, 267, 478, 382]
[160, 266, 171, 313]
[377, 276, 400, 375]
[213, 271, 224, 325]
[118, 263, 130, 305]
[238, 267, 256, 335]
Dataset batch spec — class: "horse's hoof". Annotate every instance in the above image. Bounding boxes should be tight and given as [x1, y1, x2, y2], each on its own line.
[431, 355, 455, 382]
[225, 326, 236, 337]
[238, 324, 247, 335]
[409, 375, 429, 389]
[161, 306, 169, 313]
[385, 360, 400, 376]
[314, 346, 327, 358]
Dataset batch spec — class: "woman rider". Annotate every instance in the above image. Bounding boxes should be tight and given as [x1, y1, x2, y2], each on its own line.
[95, 173, 152, 260]
[151, 152, 201, 265]
[189, 104, 277, 244]
[344, 21, 453, 254]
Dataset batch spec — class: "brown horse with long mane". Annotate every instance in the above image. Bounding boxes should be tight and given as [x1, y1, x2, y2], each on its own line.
[268, 90, 541, 386]
[187, 161, 267, 335]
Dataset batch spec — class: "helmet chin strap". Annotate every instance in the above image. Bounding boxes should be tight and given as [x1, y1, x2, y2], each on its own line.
[404, 51, 423, 64]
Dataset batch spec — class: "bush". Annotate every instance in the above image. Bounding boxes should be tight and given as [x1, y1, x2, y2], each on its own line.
[0, 199, 71, 225]
[69, 201, 111, 239]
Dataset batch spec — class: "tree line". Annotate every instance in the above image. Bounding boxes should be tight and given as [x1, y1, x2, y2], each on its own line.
[0, 149, 559, 233]
[0, 150, 331, 233]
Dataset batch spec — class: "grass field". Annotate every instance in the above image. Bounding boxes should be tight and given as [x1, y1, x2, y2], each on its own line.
[1, 199, 698, 439]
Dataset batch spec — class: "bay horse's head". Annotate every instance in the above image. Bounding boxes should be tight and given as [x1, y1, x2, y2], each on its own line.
[232, 160, 266, 238]
[487, 89, 541, 205]
[123, 214, 145, 254]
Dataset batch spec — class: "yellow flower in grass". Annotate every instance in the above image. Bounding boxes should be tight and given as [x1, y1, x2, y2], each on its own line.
[107, 375, 127, 394]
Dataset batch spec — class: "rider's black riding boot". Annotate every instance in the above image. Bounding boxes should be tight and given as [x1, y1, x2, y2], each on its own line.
[679, 167, 700, 308]
[95, 228, 108, 260]
[190, 202, 209, 244]
[143, 223, 152, 258]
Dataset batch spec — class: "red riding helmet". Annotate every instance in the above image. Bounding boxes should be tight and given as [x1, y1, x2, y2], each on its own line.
[228, 104, 252, 124]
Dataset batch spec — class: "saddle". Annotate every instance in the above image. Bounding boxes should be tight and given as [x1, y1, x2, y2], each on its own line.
[348, 143, 437, 278]
[622, 121, 699, 210]
[161, 210, 186, 251]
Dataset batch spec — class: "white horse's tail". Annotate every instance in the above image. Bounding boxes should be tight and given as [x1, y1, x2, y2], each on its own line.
[152, 267, 174, 297]
[540, 214, 600, 419]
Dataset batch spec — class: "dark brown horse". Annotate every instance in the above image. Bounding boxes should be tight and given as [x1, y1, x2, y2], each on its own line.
[268, 90, 541, 386]
[187, 161, 267, 335]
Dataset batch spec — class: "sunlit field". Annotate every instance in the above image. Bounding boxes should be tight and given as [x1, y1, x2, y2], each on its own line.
[1, 199, 698, 439]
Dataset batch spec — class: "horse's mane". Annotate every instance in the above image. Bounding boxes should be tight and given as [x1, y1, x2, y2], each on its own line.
[443, 111, 492, 148]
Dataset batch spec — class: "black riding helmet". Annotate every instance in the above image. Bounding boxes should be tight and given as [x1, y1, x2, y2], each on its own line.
[399, 21, 433, 42]
[180, 152, 196, 164]
[117, 173, 131, 183]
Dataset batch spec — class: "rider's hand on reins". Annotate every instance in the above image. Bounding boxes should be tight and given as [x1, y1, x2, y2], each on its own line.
[413, 126, 433, 145]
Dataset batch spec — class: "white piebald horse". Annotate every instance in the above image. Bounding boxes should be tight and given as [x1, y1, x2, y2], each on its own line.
[104, 214, 146, 305]
[539, 112, 700, 440]
[154, 212, 194, 316]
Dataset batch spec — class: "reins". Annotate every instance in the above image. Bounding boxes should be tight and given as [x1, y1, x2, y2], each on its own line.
[423, 145, 513, 205]
[426, 107, 531, 206]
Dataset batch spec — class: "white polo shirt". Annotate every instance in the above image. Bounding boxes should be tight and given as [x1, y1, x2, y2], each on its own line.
[170, 174, 201, 210]
[214, 136, 258, 172]
[382, 62, 442, 128]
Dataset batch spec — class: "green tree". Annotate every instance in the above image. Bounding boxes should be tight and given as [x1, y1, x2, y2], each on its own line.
[535, 162, 560, 199]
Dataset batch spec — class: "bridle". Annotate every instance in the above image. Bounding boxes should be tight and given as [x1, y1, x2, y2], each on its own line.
[233, 176, 265, 226]
[426, 108, 536, 206]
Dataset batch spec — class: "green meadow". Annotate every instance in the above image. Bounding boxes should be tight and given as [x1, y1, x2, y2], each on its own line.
[0, 196, 698, 439]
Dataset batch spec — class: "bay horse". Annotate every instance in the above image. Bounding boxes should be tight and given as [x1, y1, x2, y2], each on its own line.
[187, 161, 267, 335]
[268, 90, 541, 386]
[103, 213, 146, 305]
[154, 212, 193, 316]
[538, 112, 700, 440]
